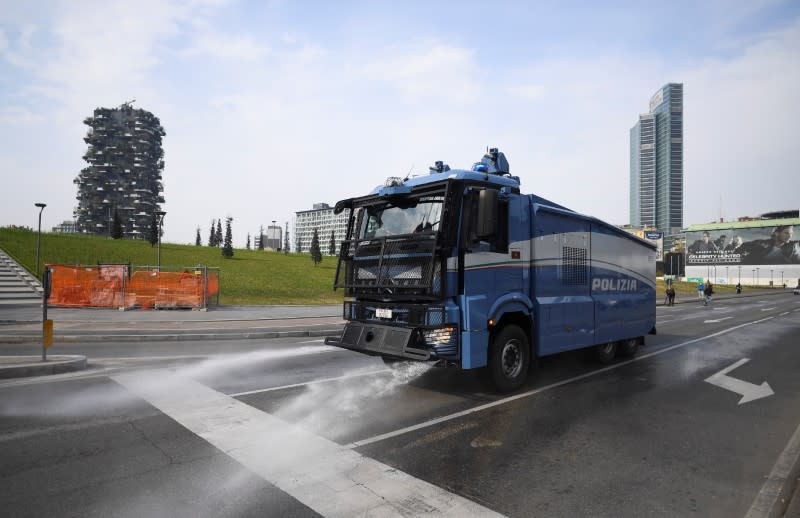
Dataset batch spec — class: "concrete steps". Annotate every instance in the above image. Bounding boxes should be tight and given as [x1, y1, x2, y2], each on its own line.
[0, 249, 42, 305]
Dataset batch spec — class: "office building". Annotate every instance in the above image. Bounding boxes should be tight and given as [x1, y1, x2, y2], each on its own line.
[294, 203, 350, 254]
[630, 83, 683, 247]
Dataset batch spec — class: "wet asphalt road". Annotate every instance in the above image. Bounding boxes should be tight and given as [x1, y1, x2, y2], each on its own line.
[0, 294, 798, 517]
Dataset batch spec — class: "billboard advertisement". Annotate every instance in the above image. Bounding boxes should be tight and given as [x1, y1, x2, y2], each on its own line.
[686, 224, 800, 265]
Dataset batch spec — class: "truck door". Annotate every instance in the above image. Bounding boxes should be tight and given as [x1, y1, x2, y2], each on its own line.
[458, 188, 518, 368]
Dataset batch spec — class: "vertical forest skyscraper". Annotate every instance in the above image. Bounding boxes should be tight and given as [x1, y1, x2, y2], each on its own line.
[74, 102, 166, 238]
[630, 83, 683, 243]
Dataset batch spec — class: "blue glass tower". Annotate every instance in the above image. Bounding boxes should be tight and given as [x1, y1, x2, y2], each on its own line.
[630, 83, 683, 244]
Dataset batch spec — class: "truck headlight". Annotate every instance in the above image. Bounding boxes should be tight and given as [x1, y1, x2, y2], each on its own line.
[422, 326, 456, 347]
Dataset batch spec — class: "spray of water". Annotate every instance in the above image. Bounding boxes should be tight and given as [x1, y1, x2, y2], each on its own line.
[274, 361, 433, 439]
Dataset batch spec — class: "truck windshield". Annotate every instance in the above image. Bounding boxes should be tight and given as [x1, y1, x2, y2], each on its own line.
[359, 197, 443, 239]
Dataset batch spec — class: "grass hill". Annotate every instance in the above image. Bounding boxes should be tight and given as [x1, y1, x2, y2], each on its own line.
[0, 228, 343, 305]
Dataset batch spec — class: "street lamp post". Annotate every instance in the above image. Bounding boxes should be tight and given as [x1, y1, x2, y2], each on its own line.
[756, 267, 760, 286]
[156, 211, 166, 271]
[34, 203, 46, 277]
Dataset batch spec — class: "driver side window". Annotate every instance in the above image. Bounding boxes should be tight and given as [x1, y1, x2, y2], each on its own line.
[464, 190, 508, 253]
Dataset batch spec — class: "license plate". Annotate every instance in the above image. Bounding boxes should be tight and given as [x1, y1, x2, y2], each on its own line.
[375, 308, 392, 319]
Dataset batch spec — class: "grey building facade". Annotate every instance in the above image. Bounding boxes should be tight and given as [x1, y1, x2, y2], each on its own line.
[630, 83, 683, 246]
[294, 203, 350, 254]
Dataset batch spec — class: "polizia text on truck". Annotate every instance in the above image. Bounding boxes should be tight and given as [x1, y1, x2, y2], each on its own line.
[326, 149, 656, 391]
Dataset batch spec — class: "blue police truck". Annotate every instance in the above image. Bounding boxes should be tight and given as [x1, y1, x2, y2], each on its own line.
[325, 149, 656, 391]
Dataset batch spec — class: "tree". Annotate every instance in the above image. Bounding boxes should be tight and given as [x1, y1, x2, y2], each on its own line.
[310, 228, 322, 266]
[258, 225, 264, 250]
[284, 227, 290, 255]
[148, 213, 159, 246]
[222, 217, 234, 258]
[246, 233, 251, 250]
[195, 227, 202, 246]
[216, 219, 223, 247]
[111, 209, 123, 239]
[208, 219, 216, 247]
[328, 230, 336, 256]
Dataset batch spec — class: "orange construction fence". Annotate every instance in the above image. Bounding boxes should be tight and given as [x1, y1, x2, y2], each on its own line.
[46, 264, 219, 309]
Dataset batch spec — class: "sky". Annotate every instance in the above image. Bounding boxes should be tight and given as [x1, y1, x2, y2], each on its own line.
[1, 0, 799, 246]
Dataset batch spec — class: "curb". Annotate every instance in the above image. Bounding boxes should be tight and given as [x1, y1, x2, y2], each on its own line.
[0, 355, 88, 379]
[0, 327, 344, 344]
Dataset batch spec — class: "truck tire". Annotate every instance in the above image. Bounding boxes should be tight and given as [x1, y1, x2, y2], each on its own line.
[489, 324, 530, 392]
[593, 341, 617, 364]
[617, 338, 639, 358]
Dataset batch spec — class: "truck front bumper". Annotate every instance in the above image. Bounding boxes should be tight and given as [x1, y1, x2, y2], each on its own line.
[325, 322, 432, 361]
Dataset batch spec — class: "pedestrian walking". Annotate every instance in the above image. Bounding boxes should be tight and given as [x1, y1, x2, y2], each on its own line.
[667, 285, 676, 306]
[697, 281, 705, 301]
[736, 282, 742, 295]
[703, 282, 714, 306]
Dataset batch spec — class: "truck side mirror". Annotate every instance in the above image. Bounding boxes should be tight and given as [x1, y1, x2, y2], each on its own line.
[476, 189, 498, 239]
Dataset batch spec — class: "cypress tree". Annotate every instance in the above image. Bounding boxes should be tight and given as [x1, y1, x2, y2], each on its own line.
[246, 233, 251, 250]
[310, 228, 322, 266]
[148, 213, 159, 246]
[111, 209, 123, 239]
[216, 219, 223, 247]
[222, 217, 234, 258]
[195, 227, 202, 246]
[258, 225, 264, 250]
[328, 230, 336, 256]
[208, 219, 216, 246]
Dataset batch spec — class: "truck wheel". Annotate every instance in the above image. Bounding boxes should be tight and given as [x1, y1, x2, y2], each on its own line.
[594, 341, 617, 364]
[489, 324, 530, 392]
[617, 338, 639, 358]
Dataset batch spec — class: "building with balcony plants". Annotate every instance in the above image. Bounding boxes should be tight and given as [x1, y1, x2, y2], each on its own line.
[73, 102, 166, 238]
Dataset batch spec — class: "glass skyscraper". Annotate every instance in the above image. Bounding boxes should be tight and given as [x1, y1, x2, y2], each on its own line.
[630, 83, 683, 243]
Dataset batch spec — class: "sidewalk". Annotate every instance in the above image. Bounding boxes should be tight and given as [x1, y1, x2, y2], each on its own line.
[0, 304, 346, 379]
[0, 304, 345, 344]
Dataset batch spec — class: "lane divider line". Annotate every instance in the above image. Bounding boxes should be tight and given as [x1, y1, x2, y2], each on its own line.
[112, 372, 504, 518]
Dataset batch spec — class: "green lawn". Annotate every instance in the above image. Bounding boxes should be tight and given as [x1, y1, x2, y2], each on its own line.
[0, 228, 343, 305]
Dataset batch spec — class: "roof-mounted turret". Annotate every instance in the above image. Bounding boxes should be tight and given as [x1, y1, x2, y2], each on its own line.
[429, 161, 451, 174]
[472, 148, 510, 176]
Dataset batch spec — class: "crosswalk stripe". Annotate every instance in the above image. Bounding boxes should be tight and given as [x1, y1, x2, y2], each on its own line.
[112, 371, 504, 518]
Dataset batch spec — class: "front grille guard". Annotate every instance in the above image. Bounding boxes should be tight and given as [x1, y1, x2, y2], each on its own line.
[335, 235, 443, 298]
[343, 301, 446, 328]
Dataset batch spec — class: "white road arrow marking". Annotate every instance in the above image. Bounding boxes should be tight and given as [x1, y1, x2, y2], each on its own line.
[704, 358, 774, 405]
[704, 317, 734, 324]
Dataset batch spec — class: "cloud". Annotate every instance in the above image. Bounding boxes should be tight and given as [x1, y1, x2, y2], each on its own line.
[507, 84, 546, 101]
[181, 29, 270, 61]
[681, 17, 800, 222]
[0, 106, 46, 125]
[360, 42, 480, 104]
